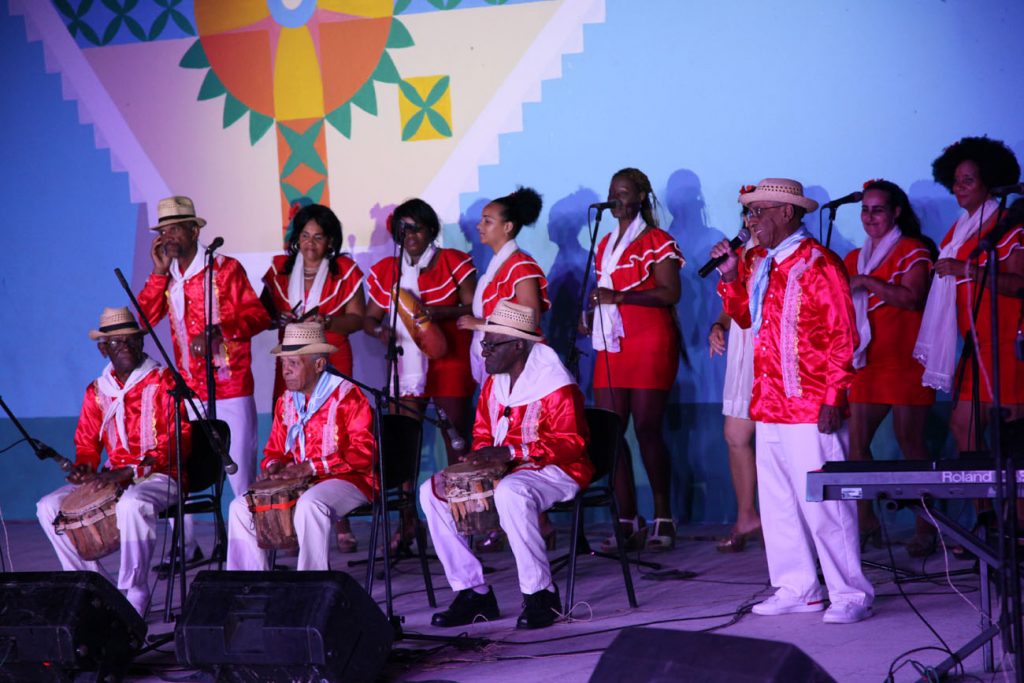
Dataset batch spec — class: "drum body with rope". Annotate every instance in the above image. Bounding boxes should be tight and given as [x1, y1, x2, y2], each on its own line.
[54, 479, 126, 561]
[441, 462, 507, 535]
[244, 476, 312, 550]
[394, 286, 447, 359]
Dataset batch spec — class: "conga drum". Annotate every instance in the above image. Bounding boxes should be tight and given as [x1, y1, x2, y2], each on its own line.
[442, 462, 508, 536]
[53, 479, 124, 561]
[244, 476, 312, 550]
[394, 286, 448, 359]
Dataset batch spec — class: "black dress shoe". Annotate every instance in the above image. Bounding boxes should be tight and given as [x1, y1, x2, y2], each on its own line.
[431, 587, 500, 627]
[516, 586, 561, 630]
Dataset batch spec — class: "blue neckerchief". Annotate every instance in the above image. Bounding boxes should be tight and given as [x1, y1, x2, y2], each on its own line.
[285, 371, 343, 460]
[749, 227, 811, 335]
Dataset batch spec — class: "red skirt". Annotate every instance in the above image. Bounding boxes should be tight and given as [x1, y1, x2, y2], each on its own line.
[593, 306, 679, 391]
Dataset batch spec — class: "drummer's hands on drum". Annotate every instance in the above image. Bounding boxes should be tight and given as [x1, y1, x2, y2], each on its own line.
[456, 315, 482, 331]
[97, 467, 134, 486]
[464, 446, 512, 467]
[270, 461, 313, 480]
[66, 464, 96, 485]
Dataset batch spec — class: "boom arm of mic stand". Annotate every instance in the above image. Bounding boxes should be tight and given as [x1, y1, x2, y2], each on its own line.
[567, 208, 603, 380]
[0, 395, 73, 472]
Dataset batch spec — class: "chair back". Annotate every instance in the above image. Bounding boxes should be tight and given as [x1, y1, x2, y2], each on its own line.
[186, 419, 230, 493]
[378, 414, 423, 491]
[584, 407, 621, 483]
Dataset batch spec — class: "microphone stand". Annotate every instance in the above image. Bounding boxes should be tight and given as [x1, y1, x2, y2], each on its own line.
[113, 268, 232, 623]
[0, 396, 74, 475]
[204, 243, 218, 421]
[384, 227, 408, 409]
[567, 207, 605, 381]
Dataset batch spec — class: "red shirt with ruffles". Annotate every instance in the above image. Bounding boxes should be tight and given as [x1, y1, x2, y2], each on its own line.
[472, 380, 594, 489]
[74, 366, 192, 483]
[262, 254, 363, 397]
[261, 379, 377, 499]
[366, 248, 476, 398]
[844, 237, 935, 405]
[593, 227, 683, 390]
[719, 238, 858, 424]
[942, 216, 1024, 403]
[138, 255, 270, 401]
[480, 250, 551, 320]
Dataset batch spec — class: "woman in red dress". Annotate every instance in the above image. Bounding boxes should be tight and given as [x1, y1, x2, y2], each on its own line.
[918, 138, 1024, 555]
[260, 203, 366, 552]
[587, 168, 683, 552]
[365, 198, 477, 462]
[457, 187, 550, 385]
[843, 180, 935, 554]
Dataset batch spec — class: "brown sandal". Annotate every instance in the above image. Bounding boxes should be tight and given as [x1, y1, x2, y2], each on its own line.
[716, 526, 761, 553]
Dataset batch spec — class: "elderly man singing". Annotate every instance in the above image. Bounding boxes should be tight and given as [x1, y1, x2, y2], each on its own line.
[226, 322, 375, 571]
[710, 178, 874, 624]
[420, 301, 593, 630]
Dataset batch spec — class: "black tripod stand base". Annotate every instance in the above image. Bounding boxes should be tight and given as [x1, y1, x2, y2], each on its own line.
[389, 616, 491, 651]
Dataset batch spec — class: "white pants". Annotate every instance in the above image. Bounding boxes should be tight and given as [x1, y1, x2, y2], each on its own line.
[227, 478, 368, 571]
[36, 474, 178, 593]
[756, 422, 874, 606]
[420, 466, 579, 595]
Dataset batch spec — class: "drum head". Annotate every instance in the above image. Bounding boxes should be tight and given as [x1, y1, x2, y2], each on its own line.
[60, 480, 121, 515]
[249, 475, 311, 494]
[444, 461, 507, 478]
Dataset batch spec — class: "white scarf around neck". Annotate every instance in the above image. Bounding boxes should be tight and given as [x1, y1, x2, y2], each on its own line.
[287, 252, 329, 314]
[489, 343, 575, 446]
[96, 356, 160, 452]
[395, 243, 437, 396]
[913, 198, 999, 392]
[852, 227, 902, 369]
[168, 248, 215, 373]
[471, 239, 519, 384]
[592, 215, 645, 353]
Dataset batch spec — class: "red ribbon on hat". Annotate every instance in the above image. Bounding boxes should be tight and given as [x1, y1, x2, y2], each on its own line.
[288, 202, 301, 220]
[739, 184, 756, 195]
[862, 178, 886, 190]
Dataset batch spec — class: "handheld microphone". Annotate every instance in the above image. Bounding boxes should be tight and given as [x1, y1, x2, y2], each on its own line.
[989, 183, 1024, 197]
[589, 200, 620, 212]
[436, 407, 466, 452]
[205, 237, 225, 253]
[698, 228, 751, 278]
[820, 192, 863, 211]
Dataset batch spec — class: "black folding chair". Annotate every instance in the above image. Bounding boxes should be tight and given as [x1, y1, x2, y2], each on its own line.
[549, 407, 647, 616]
[157, 419, 229, 619]
[348, 413, 436, 608]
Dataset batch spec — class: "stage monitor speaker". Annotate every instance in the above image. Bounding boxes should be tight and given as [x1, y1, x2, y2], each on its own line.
[0, 571, 147, 683]
[589, 627, 835, 683]
[175, 570, 393, 683]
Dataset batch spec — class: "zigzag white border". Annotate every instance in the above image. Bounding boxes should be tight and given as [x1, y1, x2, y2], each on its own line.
[9, 0, 168, 218]
[421, 0, 606, 223]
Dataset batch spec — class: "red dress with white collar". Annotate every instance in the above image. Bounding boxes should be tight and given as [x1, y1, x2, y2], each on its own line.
[480, 251, 551, 321]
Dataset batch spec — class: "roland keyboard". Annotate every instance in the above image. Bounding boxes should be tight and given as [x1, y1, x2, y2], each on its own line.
[806, 460, 1024, 502]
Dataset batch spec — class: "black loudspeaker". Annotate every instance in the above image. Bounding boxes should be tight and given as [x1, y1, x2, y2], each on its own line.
[0, 571, 147, 682]
[589, 627, 835, 683]
[175, 570, 393, 683]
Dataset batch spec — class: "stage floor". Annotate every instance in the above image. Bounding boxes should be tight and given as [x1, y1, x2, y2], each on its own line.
[0, 518, 1011, 682]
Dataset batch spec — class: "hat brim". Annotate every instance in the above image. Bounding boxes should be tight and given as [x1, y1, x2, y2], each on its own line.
[470, 320, 544, 342]
[149, 216, 207, 232]
[89, 328, 146, 340]
[739, 189, 818, 212]
[271, 341, 339, 357]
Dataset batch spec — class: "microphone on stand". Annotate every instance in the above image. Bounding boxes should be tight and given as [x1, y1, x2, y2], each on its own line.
[589, 200, 620, 214]
[820, 192, 863, 211]
[205, 237, 225, 253]
[436, 407, 466, 451]
[698, 228, 751, 278]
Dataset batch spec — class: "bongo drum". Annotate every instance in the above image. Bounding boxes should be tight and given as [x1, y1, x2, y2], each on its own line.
[395, 286, 448, 359]
[54, 479, 124, 561]
[245, 476, 312, 550]
[442, 462, 508, 536]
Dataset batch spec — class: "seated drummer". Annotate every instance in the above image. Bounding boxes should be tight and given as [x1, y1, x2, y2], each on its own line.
[226, 322, 375, 571]
[419, 301, 593, 630]
[36, 306, 191, 617]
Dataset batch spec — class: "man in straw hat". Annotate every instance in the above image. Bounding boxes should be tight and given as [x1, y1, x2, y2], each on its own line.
[226, 322, 375, 571]
[138, 196, 269, 513]
[420, 301, 593, 630]
[36, 307, 192, 616]
[709, 178, 874, 624]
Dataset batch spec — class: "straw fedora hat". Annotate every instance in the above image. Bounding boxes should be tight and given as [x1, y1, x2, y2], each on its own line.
[271, 322, 339, 356]
[471, 300, 544, 342]
[738, 178, 819, 212]
[149, 196, 207, 232]
[89, 306, 146, 340]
